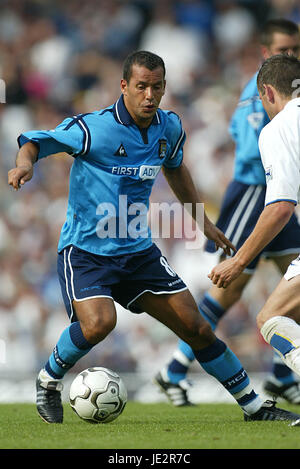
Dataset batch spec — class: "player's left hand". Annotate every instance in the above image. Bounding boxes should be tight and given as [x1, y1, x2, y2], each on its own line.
[208, 257, 244, 288]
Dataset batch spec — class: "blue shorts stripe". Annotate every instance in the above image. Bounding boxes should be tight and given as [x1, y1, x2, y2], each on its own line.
[223, 185, 256, 242]
[230, 185, 262, 248]
[63, 247, 74, 320]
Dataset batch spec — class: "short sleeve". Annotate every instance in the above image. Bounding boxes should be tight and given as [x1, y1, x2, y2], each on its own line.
[259, 121, 299, 206]
[17, 115, 89, 160]
[163, 112, 186, 169]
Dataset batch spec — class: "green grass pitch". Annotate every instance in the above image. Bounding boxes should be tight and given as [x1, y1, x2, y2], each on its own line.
[1, 402, 300, 450]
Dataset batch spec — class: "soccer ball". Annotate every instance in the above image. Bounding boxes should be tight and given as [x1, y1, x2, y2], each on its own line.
[69, 367, 127, 423]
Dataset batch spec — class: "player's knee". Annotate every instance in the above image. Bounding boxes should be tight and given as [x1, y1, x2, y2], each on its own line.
[256, 311, 265, 330]
[182, 318, 215, 348]
[197, 320, 215, 343]
[256, 305, 278, 330]
[81, 314, 116, 345]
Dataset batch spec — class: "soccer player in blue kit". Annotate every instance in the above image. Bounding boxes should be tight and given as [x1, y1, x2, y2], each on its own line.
[155, 19, 300, 407]
[8, 50, 300, 424]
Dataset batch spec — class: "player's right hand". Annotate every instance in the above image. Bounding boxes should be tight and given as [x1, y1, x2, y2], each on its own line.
[204, 220, 236, 256]
[208, 256, 244, 289]
[8, 165, 33, 190]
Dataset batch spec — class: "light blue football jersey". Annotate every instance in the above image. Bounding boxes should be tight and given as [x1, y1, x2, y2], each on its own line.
[229, 72, 270, 185]
[18, 95, 186, 256]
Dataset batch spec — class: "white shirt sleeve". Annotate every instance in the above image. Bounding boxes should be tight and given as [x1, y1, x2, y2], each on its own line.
[258, 116, 299, 206]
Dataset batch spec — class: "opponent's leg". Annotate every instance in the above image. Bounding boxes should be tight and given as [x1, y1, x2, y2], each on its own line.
[137, 289, 300, 421]
[262, 254, 300, 402]
[258, 275, 300, 380]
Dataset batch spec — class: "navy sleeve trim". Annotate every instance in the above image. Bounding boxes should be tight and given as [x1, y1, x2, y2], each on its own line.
[64, 114, 91, 156]
[265, 199, 297, 206]
[76, 117, 91, 156]
[169, 129, 185, 160]
[17, 135, 40, 160]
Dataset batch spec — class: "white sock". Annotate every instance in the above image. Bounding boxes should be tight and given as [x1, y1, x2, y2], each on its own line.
[233, 383, 263, 415]
[38, 368, 63, 387]
[261, 316, 300, 378]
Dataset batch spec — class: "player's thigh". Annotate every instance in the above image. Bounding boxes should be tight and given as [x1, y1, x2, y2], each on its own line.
[135, 289, 215, 348]
[208, 271, 251, 309]
[73, 297, 117, 344]
[257, 275, 300, 329]
[270, 253, 300, 316]
[271, 253, 299, 275]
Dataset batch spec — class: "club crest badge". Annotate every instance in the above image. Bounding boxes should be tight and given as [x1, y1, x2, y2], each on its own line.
[265, 166, 273, 182]
[158, 139, 167, 158]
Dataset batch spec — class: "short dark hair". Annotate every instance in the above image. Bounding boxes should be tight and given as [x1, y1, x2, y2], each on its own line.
[122, 50, 166, 82]
[257, 54, 300, 97]
[260, 18, 299, 46]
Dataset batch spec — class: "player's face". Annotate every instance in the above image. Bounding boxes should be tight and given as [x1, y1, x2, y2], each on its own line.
[263, 32, 300, 58]
[121, 64, 166, 128]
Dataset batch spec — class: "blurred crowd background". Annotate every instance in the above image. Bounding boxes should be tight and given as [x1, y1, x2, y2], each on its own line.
[0, 0, 300, 399]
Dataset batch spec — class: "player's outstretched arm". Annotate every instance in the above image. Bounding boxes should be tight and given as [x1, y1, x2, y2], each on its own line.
[8, 142, 38, 190]
[208, 201, 295, 288]
[162, 163, 236, 255]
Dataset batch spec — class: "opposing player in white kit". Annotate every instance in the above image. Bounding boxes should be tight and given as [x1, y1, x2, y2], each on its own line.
[155, 20, 300, 407]
[209, 54, 300, 384]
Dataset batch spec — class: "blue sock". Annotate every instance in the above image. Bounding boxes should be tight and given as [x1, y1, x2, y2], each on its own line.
[166, 340, 195, 383]
[271, 353, 296, 386]
[199, 293, 226, 330]
[193, 338, 262, 414]
[45, 322, 93, 379]
[166, 293, 226, 383]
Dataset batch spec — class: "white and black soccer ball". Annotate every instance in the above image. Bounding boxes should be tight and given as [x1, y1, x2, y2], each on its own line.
[69, 367, 127, 423]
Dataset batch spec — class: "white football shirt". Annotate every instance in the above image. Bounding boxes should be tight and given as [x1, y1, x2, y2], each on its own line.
[258, 97, 300, 207]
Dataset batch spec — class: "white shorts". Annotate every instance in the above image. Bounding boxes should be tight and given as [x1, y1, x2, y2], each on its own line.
[284, 255, 300, 280]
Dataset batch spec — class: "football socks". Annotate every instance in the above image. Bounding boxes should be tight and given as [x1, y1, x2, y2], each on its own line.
[45, 322, 93, 379]
[193, 338, 262, 414]
[167, 293, 296, 386]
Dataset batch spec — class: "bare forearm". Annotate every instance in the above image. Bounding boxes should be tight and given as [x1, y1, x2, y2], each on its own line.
[16, 142, 38, 168]
[8, 142, 38, 190]
[208, 201, 295, 289]
[162, 164, 200, 219]
[162, 164, 236, 254]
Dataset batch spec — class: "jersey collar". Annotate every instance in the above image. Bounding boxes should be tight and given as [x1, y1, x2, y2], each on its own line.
[113, 95, 161, 126]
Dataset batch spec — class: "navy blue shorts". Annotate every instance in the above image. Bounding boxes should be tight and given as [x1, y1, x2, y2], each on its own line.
[206, 180, 300, 272]
[57, 243, 187, 321]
